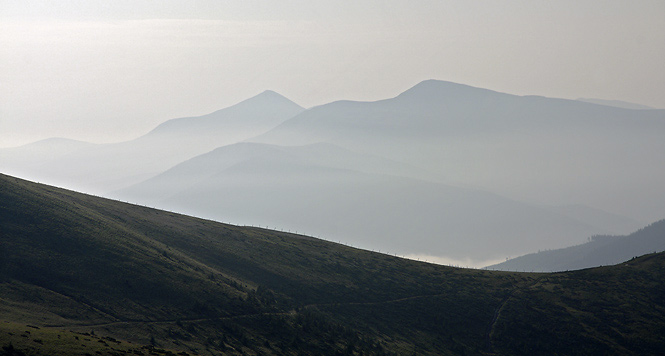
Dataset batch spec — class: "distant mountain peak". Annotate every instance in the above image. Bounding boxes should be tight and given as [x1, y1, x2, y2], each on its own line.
[258, 89, 282, 97]
[146, 90, 304, 136]
[395, 79, 506, 102]
[404, 79, 472, 91]
[238, 89, 303, 109]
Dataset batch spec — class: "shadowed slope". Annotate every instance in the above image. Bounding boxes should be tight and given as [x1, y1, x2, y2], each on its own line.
[1, 173, 665, 355]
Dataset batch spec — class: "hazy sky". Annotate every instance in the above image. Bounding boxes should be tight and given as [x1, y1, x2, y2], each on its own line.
[2, 0, 664, 147]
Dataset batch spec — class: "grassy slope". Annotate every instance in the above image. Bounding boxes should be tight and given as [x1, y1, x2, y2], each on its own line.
[1, 173, 664, 355]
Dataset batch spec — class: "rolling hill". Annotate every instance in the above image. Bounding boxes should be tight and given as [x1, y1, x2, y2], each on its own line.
[487, 219, 665, 272]
[113, 142, 613, 265]
[1, 173, 665, 355]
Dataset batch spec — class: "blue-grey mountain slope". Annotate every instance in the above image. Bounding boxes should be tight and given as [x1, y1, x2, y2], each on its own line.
[0, 91, 304, 193]
[251, 80, 665, 223]
[113, 142, 445, 202]
[577, 97, 655, 110]
[0, 138, 97, 184]
[540, 204, 643, 236]
[115, 142, 615, 265]
[487, 219, 665, 272]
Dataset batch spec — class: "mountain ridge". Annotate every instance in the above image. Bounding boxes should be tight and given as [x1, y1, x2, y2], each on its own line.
[249, 79, 665, 223]
[0, 91, 305, 194]
[577, 97, 656, 110]
[146, 90, 304, 136]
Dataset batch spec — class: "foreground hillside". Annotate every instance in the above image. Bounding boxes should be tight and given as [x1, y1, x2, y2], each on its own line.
[1, 173, 664, 355]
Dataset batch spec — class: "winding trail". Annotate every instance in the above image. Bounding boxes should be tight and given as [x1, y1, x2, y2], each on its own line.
[48, 311, 296, 329]
[484, 279, 541, 354]
[47, 286, 537, 355]
[484, 291, 515, 354]
[48, 292, 452, 330]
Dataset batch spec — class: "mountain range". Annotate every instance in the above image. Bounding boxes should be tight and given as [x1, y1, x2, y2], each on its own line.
[251, 80, 665, 223]
[2, 173, 665, 355]
[2, 79, 664, 266]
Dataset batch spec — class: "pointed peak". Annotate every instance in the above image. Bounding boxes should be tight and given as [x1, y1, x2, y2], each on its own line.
[145, 90, 305, 136]
[252, 89, 281, 99]
[240, 90, 303, 109]
[399, 79, 495, 97]
[259, 89, 281, 96]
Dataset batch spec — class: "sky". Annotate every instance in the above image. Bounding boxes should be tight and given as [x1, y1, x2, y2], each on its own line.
[2, 0, 664, 148]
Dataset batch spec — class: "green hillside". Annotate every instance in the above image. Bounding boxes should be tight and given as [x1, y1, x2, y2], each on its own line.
[1, 173, 664, 355]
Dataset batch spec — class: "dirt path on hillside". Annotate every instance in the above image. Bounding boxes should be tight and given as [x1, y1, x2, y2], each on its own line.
[46, 292, 454, 330]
